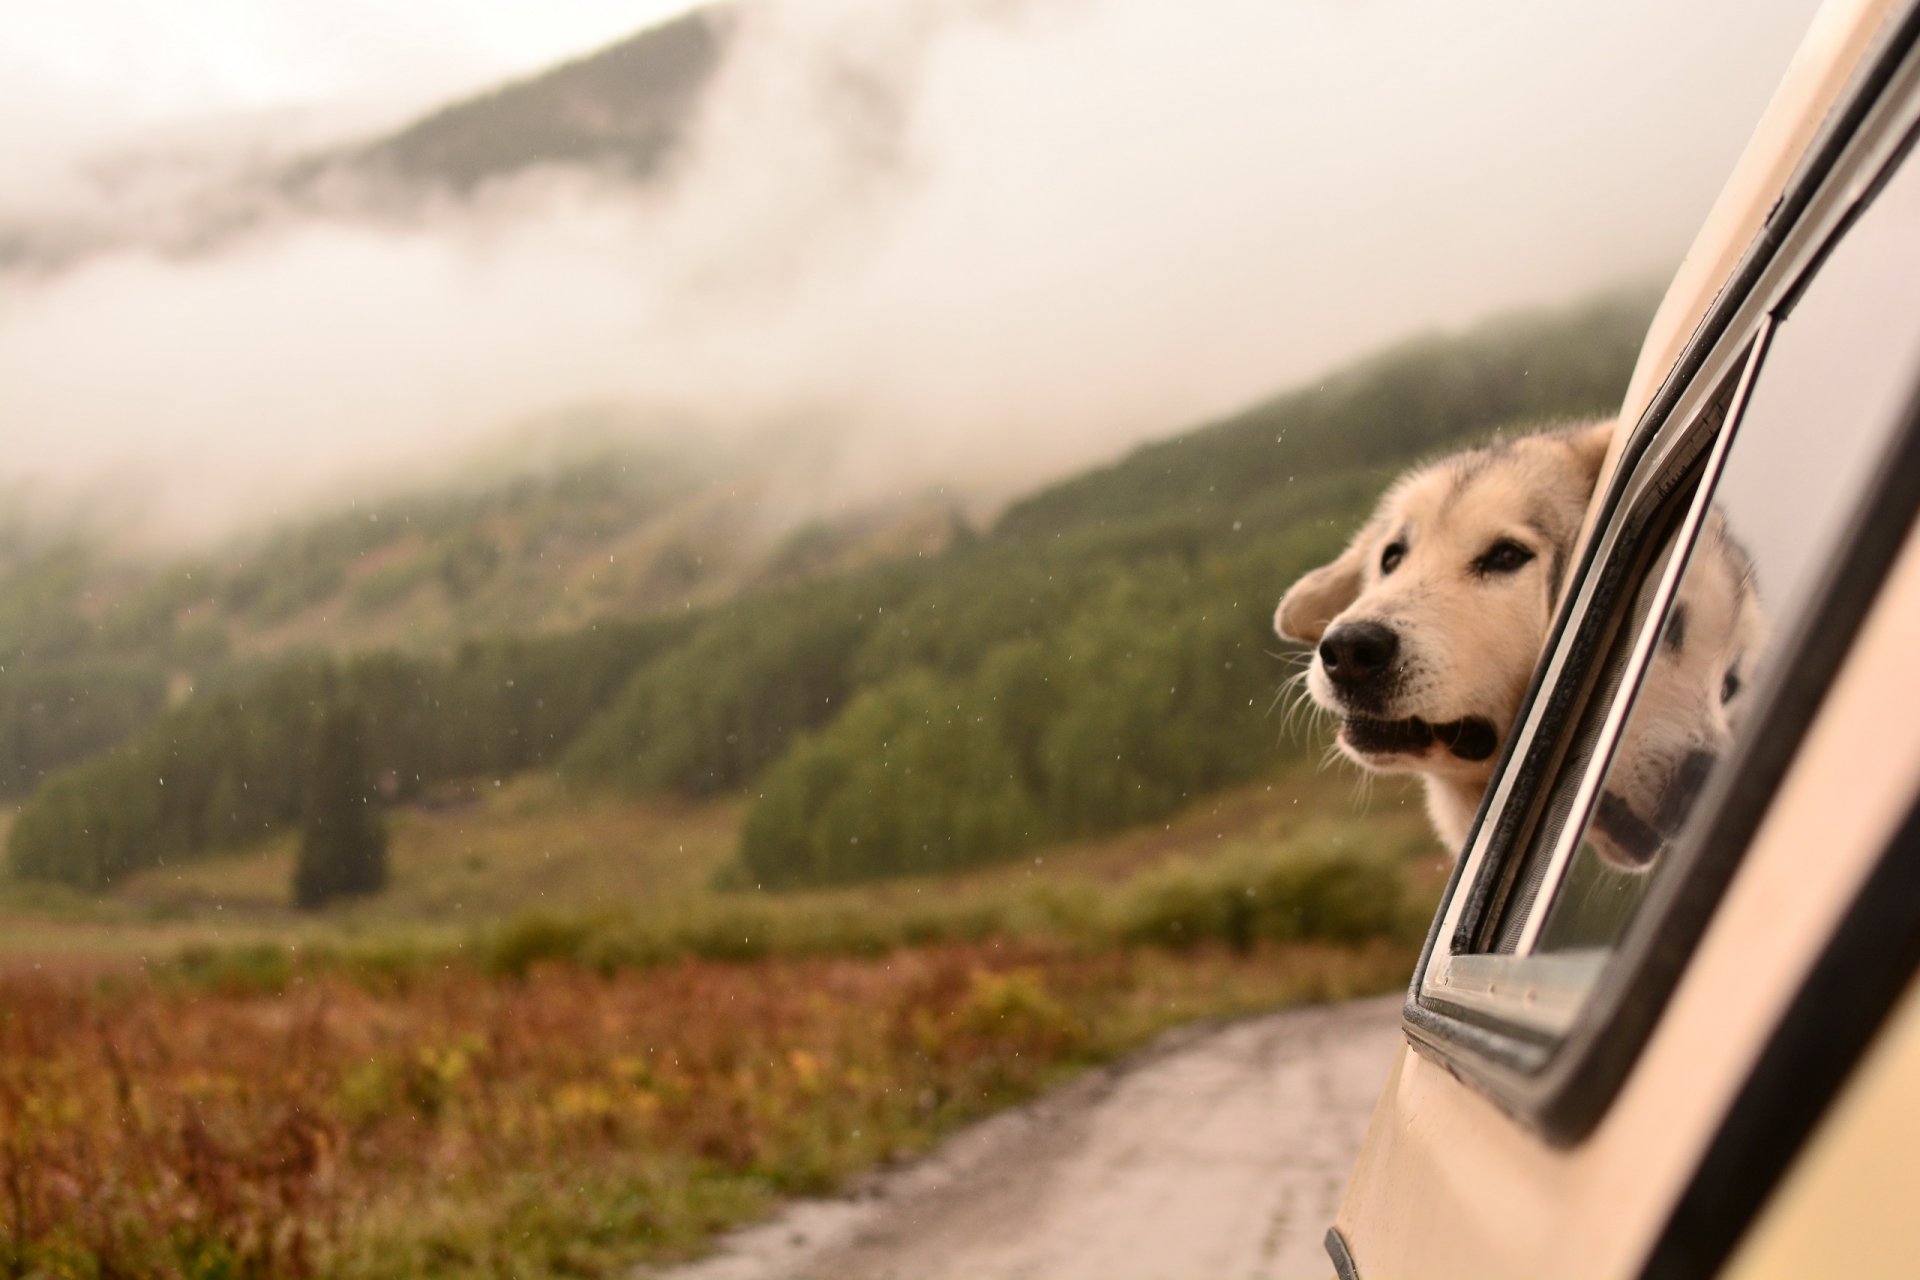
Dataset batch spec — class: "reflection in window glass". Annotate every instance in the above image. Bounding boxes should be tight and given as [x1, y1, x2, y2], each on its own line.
[1531, 138, 1920, 953]
[1489, 513, 1689, 953]
[1503, 519, 1686, 951]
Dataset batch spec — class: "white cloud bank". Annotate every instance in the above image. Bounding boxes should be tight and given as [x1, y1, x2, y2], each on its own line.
[0, 0, 1823, 541]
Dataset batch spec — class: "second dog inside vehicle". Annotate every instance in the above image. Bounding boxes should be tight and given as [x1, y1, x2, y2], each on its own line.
[1274, 421, 1764, 863]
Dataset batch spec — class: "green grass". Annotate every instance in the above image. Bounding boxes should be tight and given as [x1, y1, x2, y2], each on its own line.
[111, 778, 739, 920]
[2, 756, 1437, 977]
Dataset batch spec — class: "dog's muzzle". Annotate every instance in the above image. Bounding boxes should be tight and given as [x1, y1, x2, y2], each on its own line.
[1318, 620, 1499, 763]
[1341, 714, 1499, 763]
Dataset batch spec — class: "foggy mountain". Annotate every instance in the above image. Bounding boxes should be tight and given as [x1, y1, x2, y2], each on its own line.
[0, 0, 1824, 548]
[0, 10, 731, 271]
[322, 10, 726, 196]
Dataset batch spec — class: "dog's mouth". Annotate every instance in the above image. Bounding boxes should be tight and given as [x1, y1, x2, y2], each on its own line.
[1340, 715, 1499, 763]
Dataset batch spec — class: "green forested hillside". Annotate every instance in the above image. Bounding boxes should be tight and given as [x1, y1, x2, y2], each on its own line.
[0, 424, 958, 801]
[6, 289, 1656, 892]
[6, 618, 695, 889]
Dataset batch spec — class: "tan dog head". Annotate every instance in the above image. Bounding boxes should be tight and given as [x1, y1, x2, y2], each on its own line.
[1275, 421, 1613, 849]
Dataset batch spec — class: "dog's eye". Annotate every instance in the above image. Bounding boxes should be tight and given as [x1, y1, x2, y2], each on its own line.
[1473, 539, 1536, 575]
[1379, 542, 1406, 575]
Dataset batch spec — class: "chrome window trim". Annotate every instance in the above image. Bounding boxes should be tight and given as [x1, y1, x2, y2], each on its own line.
[1426, 952, 1612, 1041]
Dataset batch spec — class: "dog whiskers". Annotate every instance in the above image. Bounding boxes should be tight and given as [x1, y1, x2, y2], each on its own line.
[1316, 742, 1348, 775]
[1269, 669, 1326, 748]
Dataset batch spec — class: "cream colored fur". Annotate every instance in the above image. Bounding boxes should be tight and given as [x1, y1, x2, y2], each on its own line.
[1277, 420, 1769, 864]
[1275, 422, 1613, 851]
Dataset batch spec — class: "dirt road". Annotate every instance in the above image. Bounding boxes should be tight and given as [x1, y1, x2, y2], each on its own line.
[645, 994, 1403, 1280]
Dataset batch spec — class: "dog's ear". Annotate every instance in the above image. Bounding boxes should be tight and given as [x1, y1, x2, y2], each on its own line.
[1564, 418, 1615, 483]
[1275, 539, 1368, 644]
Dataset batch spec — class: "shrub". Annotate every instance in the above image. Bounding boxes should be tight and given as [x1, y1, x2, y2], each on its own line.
[1119, 844, 1408, 952]
[737, 671, 1046, 887]
[164, 942, 297, 997]
[486, 912, 596, 979]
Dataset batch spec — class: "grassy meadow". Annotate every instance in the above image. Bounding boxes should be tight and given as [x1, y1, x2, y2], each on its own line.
[0, 759, 1437, 1278]
[0, 757, 1439, 977]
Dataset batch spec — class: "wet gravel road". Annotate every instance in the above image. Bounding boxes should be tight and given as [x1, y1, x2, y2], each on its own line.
[642, 994, 1404, 1280]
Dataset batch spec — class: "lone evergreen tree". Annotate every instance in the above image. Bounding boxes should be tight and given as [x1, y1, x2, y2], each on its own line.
[293, 701, 389, 909]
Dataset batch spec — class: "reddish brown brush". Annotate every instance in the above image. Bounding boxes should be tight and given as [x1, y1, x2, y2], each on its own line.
[0, 940, 1405, 1277]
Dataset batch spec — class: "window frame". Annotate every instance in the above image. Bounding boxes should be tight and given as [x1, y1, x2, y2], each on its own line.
[1476, 333, 1764, 962]
[1400, 11, 1920, 1144]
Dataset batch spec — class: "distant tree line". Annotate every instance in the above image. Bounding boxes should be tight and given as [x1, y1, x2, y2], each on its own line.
[560, 563, 931, 793]
[0, 663, 169, 801]
[735, 538, 1333, 885]
[6, 618, 689, 889]
[0, 445, 703, 806]
[0, 541, 230, 801]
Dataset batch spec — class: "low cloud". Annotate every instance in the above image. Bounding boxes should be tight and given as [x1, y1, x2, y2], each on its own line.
[0, 0, 1822, 543]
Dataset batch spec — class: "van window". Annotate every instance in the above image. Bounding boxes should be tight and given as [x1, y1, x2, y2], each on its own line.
[1513, 132, 1920, 960]
[1423, 125, 1920, 1052]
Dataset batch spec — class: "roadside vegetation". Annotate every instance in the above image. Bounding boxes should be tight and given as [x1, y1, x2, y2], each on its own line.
[0, 758, 1439, 1278]
[0, 940, 1412, 1278]
[0, 755, 1440, 1277]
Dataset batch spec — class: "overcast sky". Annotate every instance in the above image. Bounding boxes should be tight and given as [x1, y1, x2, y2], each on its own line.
[0, 0, 1832, 543]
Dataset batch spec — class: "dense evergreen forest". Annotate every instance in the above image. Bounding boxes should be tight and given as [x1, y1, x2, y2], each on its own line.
[4, 288, 1654, 891]
[0, 427, 958, 803]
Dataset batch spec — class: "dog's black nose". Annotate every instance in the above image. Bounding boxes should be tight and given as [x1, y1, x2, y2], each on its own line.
[1319, 622, 1399, 688]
